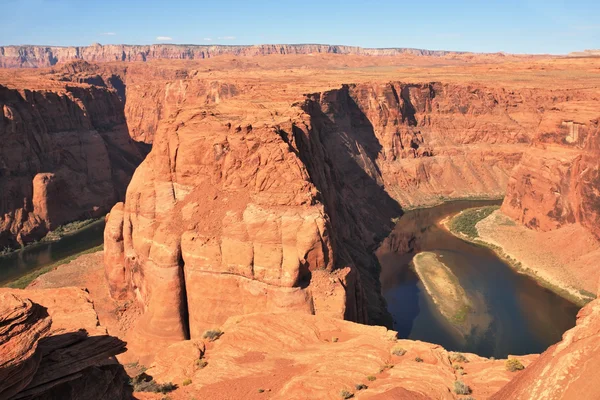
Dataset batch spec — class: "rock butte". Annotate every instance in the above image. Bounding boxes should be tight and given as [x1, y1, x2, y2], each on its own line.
[0, 50, 599, 399]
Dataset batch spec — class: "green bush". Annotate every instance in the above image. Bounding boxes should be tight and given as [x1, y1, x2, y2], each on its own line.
[450, 206, 499, 238]
[354, 384, 368, 390]
[366, 375, 376, 382]
[182, 378, 192, 386]
[414, 357, 423, 362]
[196, 359, 208, 368]
[453, 380, 471, 395]
[506, 358, 525, 372]
[340, 389, 354, 399]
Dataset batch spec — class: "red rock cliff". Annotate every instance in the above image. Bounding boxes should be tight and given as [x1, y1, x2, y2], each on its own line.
[0, 82, 147, 248]
[502, 104, 600, 238]
[0, 44, 463, 68]
[104, 79, 587, 350]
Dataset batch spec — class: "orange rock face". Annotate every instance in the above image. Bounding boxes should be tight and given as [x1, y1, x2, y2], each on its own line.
[0, 288, 129, 400]
[0, 80, 147, 248]
[96, 55, 600, 355]
[0, 44, 463, 68]
[502, 119, 600, 239]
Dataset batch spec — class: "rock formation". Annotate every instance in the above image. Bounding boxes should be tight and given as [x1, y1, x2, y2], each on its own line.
[502, 109, 600, 239]
[0, 44, 465, 68]
[0, 288, 129, 400]
[0, 79, 147, 249]
[104, 73, 595, 353]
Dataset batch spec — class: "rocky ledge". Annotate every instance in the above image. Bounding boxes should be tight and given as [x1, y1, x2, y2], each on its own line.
[0, 287, 129, 400]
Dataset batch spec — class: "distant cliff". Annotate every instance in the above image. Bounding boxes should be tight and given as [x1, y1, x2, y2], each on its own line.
[0, 44, 463, 68]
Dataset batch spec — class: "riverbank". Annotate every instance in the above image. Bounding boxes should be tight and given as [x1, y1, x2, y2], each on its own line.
[400, 194, 505, 212]
[445, 208, 597, 307]
[0, 218, 103, 258]
[4, 244, 104, 289]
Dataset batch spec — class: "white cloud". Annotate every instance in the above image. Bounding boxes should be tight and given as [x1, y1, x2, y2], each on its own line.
[101, 32, 117, 36]
[204, 38, 213, 41]
[218, 36, 236, 40]
[156, 36, 173, 41]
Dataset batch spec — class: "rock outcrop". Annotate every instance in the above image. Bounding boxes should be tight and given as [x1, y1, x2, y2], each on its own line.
[502, 110, 600, 239]
[0, 80, 147, 249]
[104, 77, 590, 353]
[143, 311, 536, 400]
[0, 288, 129, 400]
[0, 44, 464, 68]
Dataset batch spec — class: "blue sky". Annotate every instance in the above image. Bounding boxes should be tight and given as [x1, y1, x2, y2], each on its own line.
[0, 0, 598, 54]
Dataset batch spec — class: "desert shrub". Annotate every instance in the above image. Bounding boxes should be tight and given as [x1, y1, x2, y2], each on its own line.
[182, 379, 192, 386]
[414, 357, 423, 362]
[366, 375, 376, 381]
[202, 329, 223, 341]
[258, 388, 265, 393]
[355, 383, 368, 390]
[506, 358, 525, 372]
[340, 389, 354, 399]
[391, 346, 406, 356]
[332, 337, 339, 342]
[131, 373, 177, 393]
[450, 352, 469, 363]
[196, 359, 208, 368]
[453, 380, 471, 395]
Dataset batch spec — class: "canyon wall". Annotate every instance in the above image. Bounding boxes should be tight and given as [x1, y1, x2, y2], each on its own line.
[104, 79, 585, 350]
[0, 44, 463, 68]
[0, 82, 147, 249]
[502, 106, 600, 239]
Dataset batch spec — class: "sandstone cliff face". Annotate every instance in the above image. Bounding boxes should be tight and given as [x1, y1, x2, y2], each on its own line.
[0, 82, 147, 248]
[104, 79, 585, 351]
[0, 44, 463, 68]
[104, 114, 368, 353]
[0, 288, 129, 400]
[502, 109, 600, 238]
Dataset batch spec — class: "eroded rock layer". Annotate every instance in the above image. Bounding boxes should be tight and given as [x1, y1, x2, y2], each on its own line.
[502, 116, 600, 239]
[0, 288, 129, 400]
[103, 75, 596, 352]
[0, 44, 463, 68]
[0, 81, 147, 248]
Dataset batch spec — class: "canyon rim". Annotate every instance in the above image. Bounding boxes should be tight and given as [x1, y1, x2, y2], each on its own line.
[1, 13, 600, 400]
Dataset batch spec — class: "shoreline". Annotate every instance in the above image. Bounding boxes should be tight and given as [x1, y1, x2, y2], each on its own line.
[0, 218, 104, 259]
[399, 194, 505, 213]
[2, 245, 104, 289]
[442, 208, 595, 307]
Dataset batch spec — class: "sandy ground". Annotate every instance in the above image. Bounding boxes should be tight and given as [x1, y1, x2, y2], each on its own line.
[412, 252, 473, 327]
[474, 210, 599, 305]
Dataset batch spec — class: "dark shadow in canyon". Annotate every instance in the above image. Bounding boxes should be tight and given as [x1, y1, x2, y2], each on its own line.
[283, 85, 404, 326]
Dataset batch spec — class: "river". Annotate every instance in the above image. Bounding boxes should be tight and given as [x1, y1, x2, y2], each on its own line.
[377, 200, 579, 358]
[0, 219, 105, 285]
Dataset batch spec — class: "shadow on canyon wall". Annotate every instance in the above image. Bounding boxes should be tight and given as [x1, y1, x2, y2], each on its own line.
[284, 85, 404, 326]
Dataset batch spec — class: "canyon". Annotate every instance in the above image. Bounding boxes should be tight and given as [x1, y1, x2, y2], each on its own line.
[0, 72, 147, 250]
[0, 51, 599, 399]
